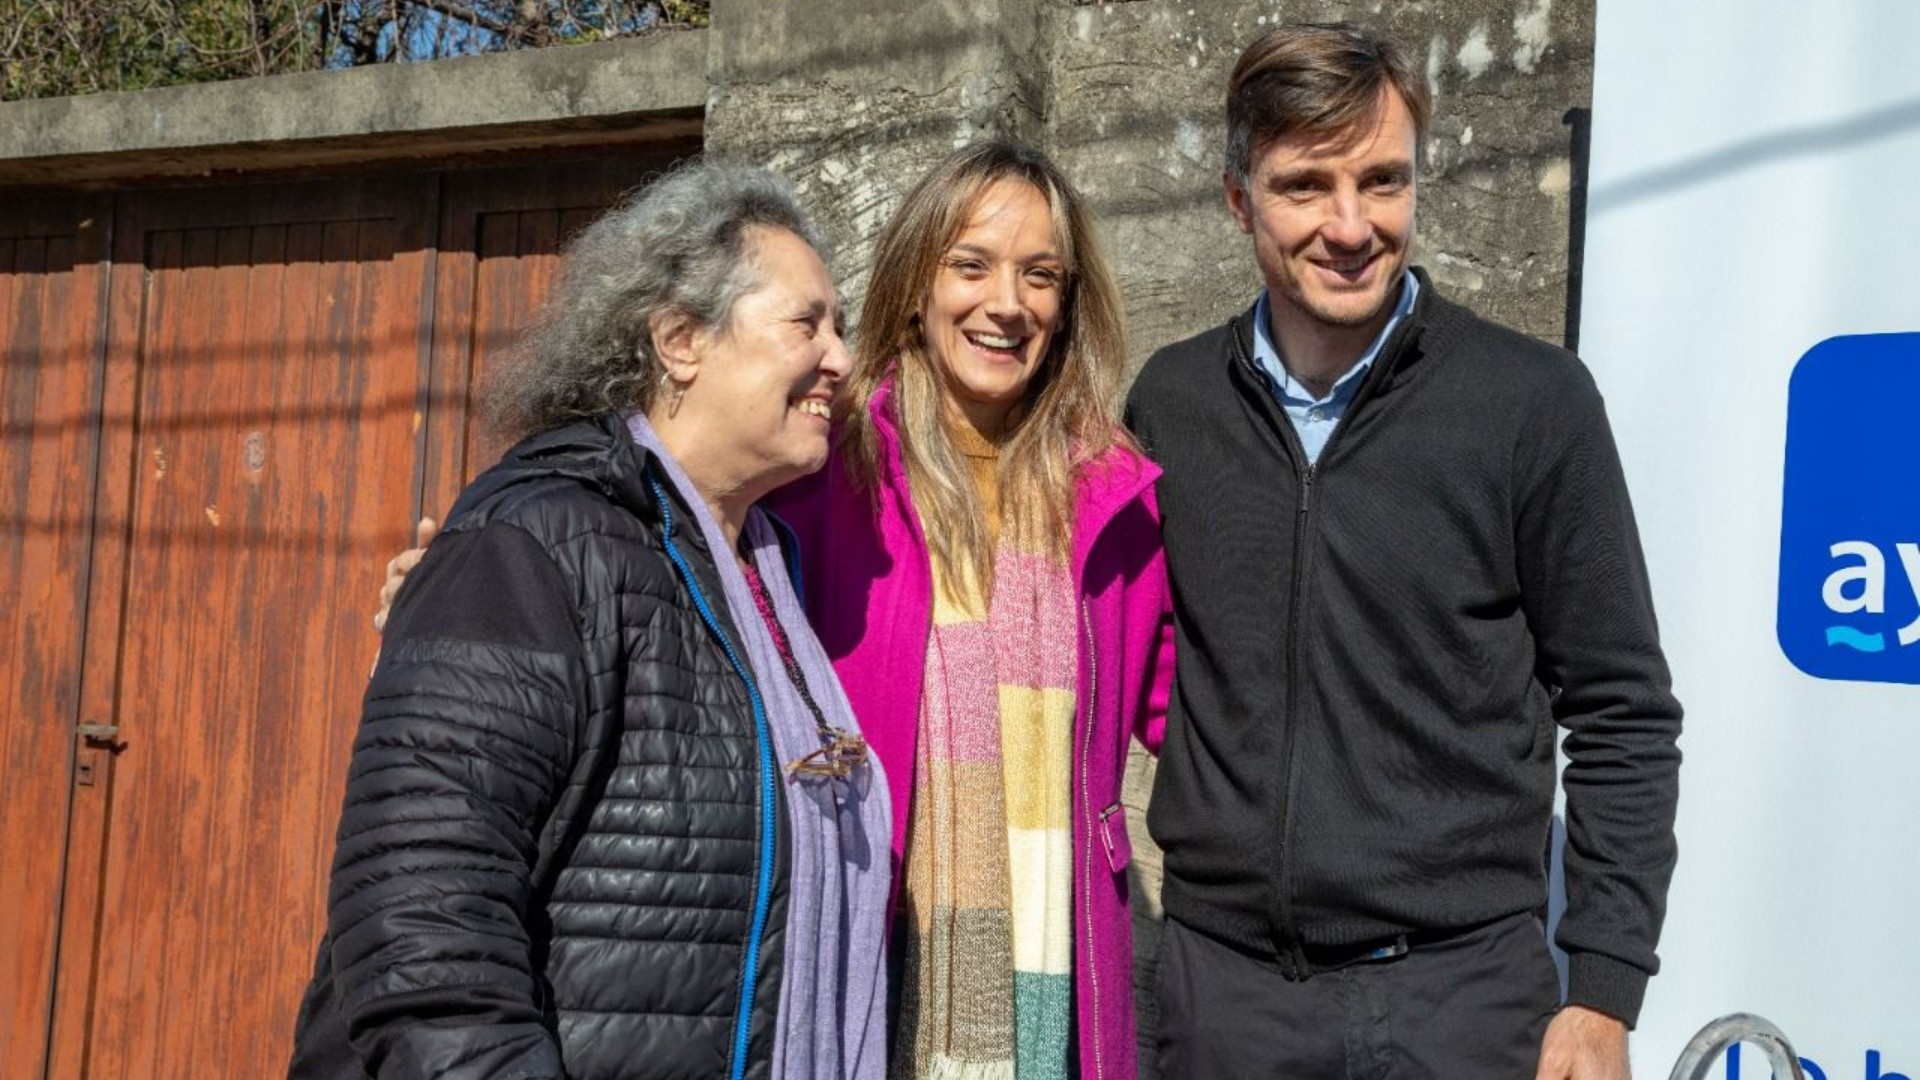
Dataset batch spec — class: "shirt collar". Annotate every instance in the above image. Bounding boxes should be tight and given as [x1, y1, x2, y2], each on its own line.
[1252, 272, 1419, 407]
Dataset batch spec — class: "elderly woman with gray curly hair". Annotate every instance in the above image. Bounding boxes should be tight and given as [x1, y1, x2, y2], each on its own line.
[287, 162, 891, 1080]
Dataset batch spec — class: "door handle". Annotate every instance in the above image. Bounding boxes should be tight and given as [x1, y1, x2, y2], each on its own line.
[76, 723, 123, 748]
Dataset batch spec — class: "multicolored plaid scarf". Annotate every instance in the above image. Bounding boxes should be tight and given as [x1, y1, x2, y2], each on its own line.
[892, 435, 1079, 1080]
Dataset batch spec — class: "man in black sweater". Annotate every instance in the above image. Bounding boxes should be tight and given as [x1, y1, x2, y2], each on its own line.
[1126, 24, 1681, 1080]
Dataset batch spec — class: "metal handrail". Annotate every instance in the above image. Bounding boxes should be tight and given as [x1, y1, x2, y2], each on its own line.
[1669, 1013, 1807, 1080]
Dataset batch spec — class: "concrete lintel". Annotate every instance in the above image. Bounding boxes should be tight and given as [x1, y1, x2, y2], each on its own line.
[0, 30, 708, 186]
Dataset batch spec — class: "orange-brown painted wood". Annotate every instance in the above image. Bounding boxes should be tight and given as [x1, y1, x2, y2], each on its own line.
[421, 150, 691, 516]
[4, 144, 693, 1080]
[0, 193, 111, 1080]
[47, 175, 436, 1080]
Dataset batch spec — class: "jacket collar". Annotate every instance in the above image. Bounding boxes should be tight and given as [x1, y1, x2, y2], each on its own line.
[477, 411, 720, 565]
[1228, 265, 1441, 400]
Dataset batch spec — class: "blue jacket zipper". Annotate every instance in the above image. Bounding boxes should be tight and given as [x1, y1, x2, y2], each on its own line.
[650, 477, 778, 1080]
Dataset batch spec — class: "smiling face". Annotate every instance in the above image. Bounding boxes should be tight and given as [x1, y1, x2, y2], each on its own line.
[659, 226, 850, 505]
[920, 178, 1066, 434]
[1227, 86, 1417, 351]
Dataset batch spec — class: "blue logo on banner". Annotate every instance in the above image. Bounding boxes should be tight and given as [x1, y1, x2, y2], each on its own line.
[1778, 333, 1920, 685]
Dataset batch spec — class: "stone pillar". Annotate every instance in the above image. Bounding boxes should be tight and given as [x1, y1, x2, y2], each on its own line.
[706, 0, 1047, 305]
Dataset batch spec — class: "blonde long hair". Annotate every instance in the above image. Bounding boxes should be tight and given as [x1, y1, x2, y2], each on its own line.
[842, 140, 1131, 593]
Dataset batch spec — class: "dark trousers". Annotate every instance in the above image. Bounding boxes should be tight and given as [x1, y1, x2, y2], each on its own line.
[1154, 913, 1562, 1079]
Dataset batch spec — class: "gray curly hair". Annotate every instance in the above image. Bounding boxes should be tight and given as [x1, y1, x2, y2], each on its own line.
[483, 159, 824, 439]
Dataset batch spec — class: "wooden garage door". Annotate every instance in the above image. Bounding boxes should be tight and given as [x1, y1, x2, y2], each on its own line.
[0, 145, 690, 1080]
[0, 193, 112, 1080]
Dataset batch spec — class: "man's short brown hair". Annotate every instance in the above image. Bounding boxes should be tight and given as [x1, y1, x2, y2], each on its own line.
[1225, 22, 1432, 189]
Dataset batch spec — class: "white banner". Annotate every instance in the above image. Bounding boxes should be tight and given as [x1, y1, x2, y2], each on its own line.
[1584, 1, 1920, 1076]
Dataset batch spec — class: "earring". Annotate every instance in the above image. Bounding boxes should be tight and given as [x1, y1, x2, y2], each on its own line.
[657, 369, 687, 418]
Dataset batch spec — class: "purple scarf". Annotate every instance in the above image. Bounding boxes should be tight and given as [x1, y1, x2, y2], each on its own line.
[627, 413, 890, 1080]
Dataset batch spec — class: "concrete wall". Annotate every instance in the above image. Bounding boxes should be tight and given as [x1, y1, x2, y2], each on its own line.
[711, 0, 1591, 367]
[705, 0, 1052, 305]
[0, 32, 706, 184]
[0, 2, 1587, 349]
[1047, 0, 1591, 364]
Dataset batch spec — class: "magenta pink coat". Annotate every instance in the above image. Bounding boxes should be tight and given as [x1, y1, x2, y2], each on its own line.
[769, 383, 1174, 1080]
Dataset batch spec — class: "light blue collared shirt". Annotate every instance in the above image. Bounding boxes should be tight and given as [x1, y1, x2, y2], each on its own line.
[1250, 273, 1419, 465]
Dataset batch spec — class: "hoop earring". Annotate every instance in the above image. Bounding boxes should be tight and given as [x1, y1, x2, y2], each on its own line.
[657, 369, 687, 419]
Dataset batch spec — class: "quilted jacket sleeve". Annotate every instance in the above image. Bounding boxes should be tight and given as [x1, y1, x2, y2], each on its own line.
[325, 521, 586, 1080]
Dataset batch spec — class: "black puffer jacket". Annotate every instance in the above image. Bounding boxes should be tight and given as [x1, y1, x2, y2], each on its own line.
[289, 414, 790, 1080]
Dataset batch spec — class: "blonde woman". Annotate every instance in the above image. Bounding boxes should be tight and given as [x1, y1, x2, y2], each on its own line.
[772, 139, 1171, 1080]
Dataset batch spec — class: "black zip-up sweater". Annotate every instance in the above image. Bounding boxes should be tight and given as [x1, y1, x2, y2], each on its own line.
[1125, 270, 1681, 1026]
